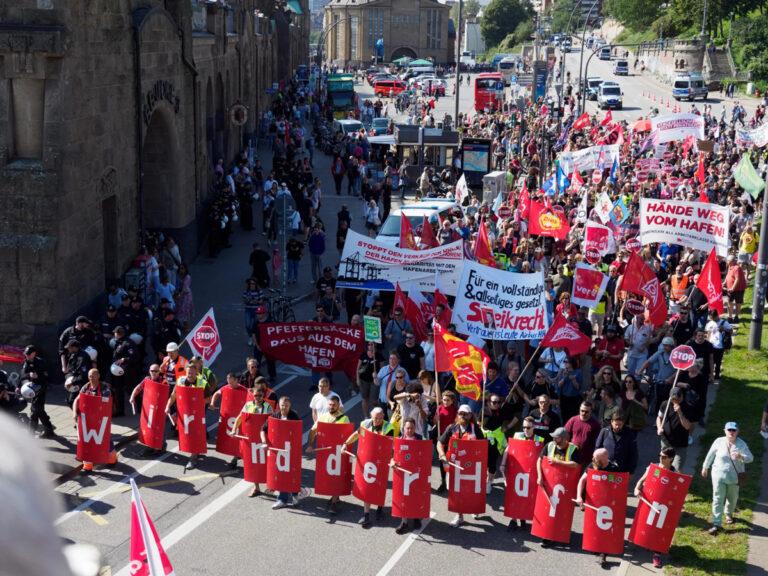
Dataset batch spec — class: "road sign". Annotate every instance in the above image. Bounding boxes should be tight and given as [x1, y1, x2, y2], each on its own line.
[364, 315, 382, 343]
[625, 299, 645, 316]
[585, 249, 601, 265]
[626, 238, 642, 253]
[670, 345, 696, 371]
[497, 204, 512, 219]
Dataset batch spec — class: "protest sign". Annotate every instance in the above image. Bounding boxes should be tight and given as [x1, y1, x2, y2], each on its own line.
[260, 323, 364, 373]
[336, 230, 463, 295]
[582, 470, 629, 555]
[503, 439, 544, 521]
[571, 264, 609, 308]
[735, 122, 768, 148]
[558, 144, 620, 174]
[650, 113, 705, 144]
[76, 393, 113, 464]
[639, 198, 729, 257]
[584, 220, 617, 256]
[453, 261, 548, 341]
[363, 315, 381, 343]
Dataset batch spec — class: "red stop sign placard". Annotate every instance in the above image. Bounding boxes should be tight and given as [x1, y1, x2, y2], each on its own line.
[670, 345, 696, 371]
[625, 237, 641, 253]
[592, 169, 603, 184]
[497, 204, 512, 219]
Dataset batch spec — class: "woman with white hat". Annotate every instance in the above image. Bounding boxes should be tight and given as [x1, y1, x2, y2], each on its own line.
[701, 422, 754, 534]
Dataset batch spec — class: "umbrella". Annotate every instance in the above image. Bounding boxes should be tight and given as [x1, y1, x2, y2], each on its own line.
[632, 118, 652, 132]
[392, 56, 412, 65]
[407, 59, 433, 67]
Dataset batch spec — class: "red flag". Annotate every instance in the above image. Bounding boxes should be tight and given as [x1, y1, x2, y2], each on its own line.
[695, 153, 706, 186]
[572, 112, 590, 131]
[529, 200, 570, 240]
[600, 110, 613, 126]
[405, 286, 430, 342]
[474, 217, 496, 267]
[570, 170, 585, 194]
[433, 278, 453, 328]
[696, 248, 724, 313]
[623, 253, 668, 326]
[130, 480, 175, 576]
[682, 134, 696, 157]
[519, 186, 530, 220]
[698, 186, 709, 203]
[433, 323, 489, 401]
[393, 282, 408, 313]
[419, 215, 438, 248]
[540, 313, 592, 355]
[400, 214, 418, 250]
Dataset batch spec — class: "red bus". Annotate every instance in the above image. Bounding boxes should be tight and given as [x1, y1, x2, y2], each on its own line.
[474, 72, 504, 112]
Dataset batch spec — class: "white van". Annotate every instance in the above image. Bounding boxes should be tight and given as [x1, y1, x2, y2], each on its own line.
[401, 66, 435, 81]
[332, 119, 363, 135]
[672, 72, 708, 101]
[376, 202, 460, 247]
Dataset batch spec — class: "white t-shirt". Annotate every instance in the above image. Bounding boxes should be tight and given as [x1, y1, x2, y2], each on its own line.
[706, 319, 731, 350]
[309, 391, 342, 419]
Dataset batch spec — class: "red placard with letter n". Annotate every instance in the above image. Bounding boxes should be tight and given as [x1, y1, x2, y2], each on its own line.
[391, 438, 432, 519]
[503, 438, 544, 520]
[352, 429, 392, 506]
[582, 470, 629, 555]
[314, 421, 355, 496]
[629, 464, 692, 553]
[266, 418, 303, 493]
[447, 438, 488, 514]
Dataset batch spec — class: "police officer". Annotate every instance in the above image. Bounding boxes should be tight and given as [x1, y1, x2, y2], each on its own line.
[111, 326, 137, 417]
[63, 339, 93, 407]
[58, 316, 96, 375]
[100, 306, 121, 341]
[154, 309, 183, 359]
[21, 345, 55, 438]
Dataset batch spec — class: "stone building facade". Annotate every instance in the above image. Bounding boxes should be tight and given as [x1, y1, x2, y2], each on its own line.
[323, 0, 452, 66]
[0, 0, 309, 343]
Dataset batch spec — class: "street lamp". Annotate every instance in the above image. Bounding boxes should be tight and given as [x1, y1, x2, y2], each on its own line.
[454, 0, 463, 124]
[576, 0, 599, 101]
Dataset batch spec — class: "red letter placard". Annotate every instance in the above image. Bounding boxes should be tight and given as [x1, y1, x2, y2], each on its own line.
[629, 464, 692, 553]
[531, 459, 580, 543]
[447, 438, 488, 514]
[314, 421, 355, 496]
[241, 412, 270, 484]
[138, 379, 169, 450]
[503, 439, 544, 520]
[175, 386, 208, 455]
[353, 429, 392, 506]
[215, 386, 248, 457]
[76, 393, 113, 463]
[582, 470, 629, 555]
[391, 438, 432, 519]
[266, 418, 303, 493]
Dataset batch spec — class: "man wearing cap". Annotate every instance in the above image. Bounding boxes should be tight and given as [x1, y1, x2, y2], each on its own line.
[159, 342, 188, 389]
[58, 316, 96, 375]
[344, 407, 394, 527]
[657, 387, 697, 471]
[100, 306, 121, 342]
[21, 345, 55, 438]
[671, 306, 696, 345]
[537, 427, 580, 548]
[315, 266, 337, 298]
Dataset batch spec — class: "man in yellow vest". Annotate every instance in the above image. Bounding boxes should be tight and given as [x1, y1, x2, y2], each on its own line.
[502, 415, 544, 530]
[306, 396, 350, 515]
[165, 362, 209, 470]
[536, 426, 580, 548]
[344, 406, 394, 528]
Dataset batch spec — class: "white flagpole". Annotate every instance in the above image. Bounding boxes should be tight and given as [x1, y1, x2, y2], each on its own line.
[130, 479, 166, 576]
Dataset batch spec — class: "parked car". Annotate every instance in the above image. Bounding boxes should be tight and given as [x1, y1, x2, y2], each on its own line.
[369, 117, 391, 135]
[613, 59, 629, 76]
[373, 79, 407, 97]
[585, 77, 603, 100]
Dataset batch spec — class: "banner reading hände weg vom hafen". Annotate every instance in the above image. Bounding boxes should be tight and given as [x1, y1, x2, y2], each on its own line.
[639, 198, 729, 257]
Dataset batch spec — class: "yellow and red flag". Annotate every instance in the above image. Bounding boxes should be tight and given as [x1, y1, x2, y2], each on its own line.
[434, 323, 489, 401]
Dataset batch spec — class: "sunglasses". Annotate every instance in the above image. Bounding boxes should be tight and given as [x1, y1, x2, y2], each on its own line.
[490, 401, 500, 405]
[396, 375, 405, 379]
[523, 426, 533, 430]
[150, 369, 160, 373]
[726, 428, 738, 432]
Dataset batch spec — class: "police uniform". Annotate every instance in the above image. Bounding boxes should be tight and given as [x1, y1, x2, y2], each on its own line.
[21, 354, 54, 435]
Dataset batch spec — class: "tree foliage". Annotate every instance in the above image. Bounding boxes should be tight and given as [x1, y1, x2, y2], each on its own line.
[450, 0, 481, 25]
[480, 0, 534, 48]
[548, 0, 578, 34]
[603, 0, 664, 29]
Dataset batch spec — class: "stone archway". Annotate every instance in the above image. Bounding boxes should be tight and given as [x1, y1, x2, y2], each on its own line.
[390, 46, 418, 61]
[142, 107, 182, 229]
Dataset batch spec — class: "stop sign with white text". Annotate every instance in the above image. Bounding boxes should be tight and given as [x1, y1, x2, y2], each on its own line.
[185, 307, 223, 366]
[670, 345, 696, 371]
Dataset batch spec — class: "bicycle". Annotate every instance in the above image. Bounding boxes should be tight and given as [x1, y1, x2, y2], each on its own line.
[263, 288, 295, 322]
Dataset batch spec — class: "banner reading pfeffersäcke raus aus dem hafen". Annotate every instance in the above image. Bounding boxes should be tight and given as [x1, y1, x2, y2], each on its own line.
[453, 261, 549, 340]
[336, 230, 464, 296]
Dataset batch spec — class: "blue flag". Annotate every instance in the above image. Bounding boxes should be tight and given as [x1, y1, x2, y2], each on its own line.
[608, 157, 619, 184]
[492, 190, 503, 213]
[543, 175, 556, 196]
[556, 164, 570, 192]
[609, 196, 629, 225]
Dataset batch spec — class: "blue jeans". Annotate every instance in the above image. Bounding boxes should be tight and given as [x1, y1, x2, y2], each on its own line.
[310, 253, 323, 281]
[278, 491, 296, 504]
[288, 259, 299, 282]
[244, 308, 256, 336]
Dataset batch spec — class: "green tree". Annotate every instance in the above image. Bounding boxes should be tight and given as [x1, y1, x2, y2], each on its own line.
[480, 0, 534, 48]
[549, 0, 577, 33]
[603, 0, 664, 29]
[450, 0, 481, 23]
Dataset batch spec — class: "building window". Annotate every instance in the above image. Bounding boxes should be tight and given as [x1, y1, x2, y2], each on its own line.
[226, 7, 236, 34]
[11, 78, 45, 160]
[367, 9, 383, 48]
[349, 16, 358, 61]
[427, 9, 441, 49]
[191, 0, 207, 32]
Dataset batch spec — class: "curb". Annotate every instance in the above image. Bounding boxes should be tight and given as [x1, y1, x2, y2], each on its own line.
[53, 431, 139, 486]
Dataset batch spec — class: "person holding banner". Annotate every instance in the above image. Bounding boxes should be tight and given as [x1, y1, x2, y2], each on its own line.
[633, 447, 677, 567]
[343, 407, 394, 528]
[231, 382, 273, 497]
[306, 396, 351, 515]
[129, 363, 168, 456]
[500, 415, 544, 530]
[209, 373, 250, 469]
[72, 369, 118, 472]
[437, 405, 486, 527]
[261, 396, 303, 509]
[165, 362, 209, 470]
[159, 342, 187, 388]
[390, 417, 426, 534]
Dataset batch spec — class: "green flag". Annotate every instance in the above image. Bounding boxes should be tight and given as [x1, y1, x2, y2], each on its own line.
[734, 155, 764, 199]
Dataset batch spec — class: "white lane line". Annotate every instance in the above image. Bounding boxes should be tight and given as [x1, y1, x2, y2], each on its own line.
[375, 511, 437, 576]
[55, 375, 297, 526]
[113, 480, 251, 576]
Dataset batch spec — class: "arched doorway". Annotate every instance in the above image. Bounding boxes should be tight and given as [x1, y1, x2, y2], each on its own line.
[142, 108, 181, 229]
[390, 46, 417, 61]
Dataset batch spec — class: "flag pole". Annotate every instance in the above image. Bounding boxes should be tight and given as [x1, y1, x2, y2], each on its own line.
[505, 342, 543, 404]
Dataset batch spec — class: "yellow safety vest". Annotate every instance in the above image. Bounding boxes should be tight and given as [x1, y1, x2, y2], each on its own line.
[546, 441, 577, 462]
[242, 401, 273, 414]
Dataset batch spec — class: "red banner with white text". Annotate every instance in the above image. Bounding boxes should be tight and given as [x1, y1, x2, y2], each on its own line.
[215, 385, 249, 457]
[138, 379, 169, 451]
[176, 386, 208, 455]
[503, 439, 545, 520]
[447, 438, 488, 514]
[353, 429, 393, 506]
[582, 470, 629, 555]
[76, 393, 113, 464]
[531, 459, 580, 543]
[241, 412, 270, 484]
[266, 418, 303, 493]
[391, 438, 432, 519]
[314, 421, 355, 496]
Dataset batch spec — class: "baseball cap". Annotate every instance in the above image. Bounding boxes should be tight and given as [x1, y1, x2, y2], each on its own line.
[256, 306, 267, 314]
[166, 342, 179, 353]
[662, 336, 675, 346]
[457, 404, 472, 414]
[24, 345, 37, 355]
[550, 427, 568, 439]
[76, 315, 89, 324]
[724, 421, 739, 431]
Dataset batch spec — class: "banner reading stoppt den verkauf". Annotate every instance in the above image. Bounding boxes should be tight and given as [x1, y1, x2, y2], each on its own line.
[336, 229, 464, 296]
[639, 198, 729, 257]
[453, 261, 548, 340]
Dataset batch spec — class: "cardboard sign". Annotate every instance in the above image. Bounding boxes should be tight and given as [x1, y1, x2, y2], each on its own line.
[185, 308, 222, 366]
[363, 315, 382, 343]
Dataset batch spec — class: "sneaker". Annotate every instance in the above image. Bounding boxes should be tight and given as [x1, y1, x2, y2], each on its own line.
[228, 457, 238, 470]
[395, 522, 410, 535]
[185, 456, 197, 470]
[37, 428, 56, 439]
[248, 486, 261, 498]
[449, 515, 464, 527]
[598, 553, 607, 566]
[359, 513, 372, 528]
[436, 483, 447, 494]
[541, 539, 552, 548]
[327, 499, 338, 515]
[297, 487, 311, 501]
[507, 519, 517, 531]
[652, 554, 663, 568]
[376, 506, 384, 519]
[725, 515, 734, 525]
[519, 520, 527, 529]
[81, 462, 93, 473]
[272, 501, 288, 510]
[708, 525, 720, 535]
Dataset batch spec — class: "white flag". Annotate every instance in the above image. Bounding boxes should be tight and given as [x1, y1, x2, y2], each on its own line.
[595, 191, 613, 224]
[455, 173, 469, 204]
[576, 188, 589, 224]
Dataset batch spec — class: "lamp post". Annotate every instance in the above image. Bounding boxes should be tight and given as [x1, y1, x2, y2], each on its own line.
[576, 0, 599, 101]
[749, 172, 768, 350]
[579, 42, 645, 113]
[454, 0, 463, 124]
[556, 0, 584, 129]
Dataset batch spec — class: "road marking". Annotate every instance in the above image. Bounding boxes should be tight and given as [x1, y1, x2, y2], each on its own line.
[55, 375, 297, 526]
[375, 511, 436, 576]
[113, 480, 251, 576]
[99, 567, 112, 576]
[79, 471, 239, 498]
[83, 507, 109, 526]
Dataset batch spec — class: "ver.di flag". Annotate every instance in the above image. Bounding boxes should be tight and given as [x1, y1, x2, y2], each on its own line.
[696, 248, 724, 314]
[540, 313, 592, 355]
[130, 479, 175, 576]
[734, 155, 764, 199]
[571, 263, 609, 308]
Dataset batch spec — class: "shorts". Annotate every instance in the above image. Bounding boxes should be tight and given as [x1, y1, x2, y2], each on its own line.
[588, 311, 605, 328]
[727, 290, 745, 304]
[358, 380, 379, 404]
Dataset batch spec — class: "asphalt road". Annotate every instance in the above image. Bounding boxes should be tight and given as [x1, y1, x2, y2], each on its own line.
[50, 63, 705, 576]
